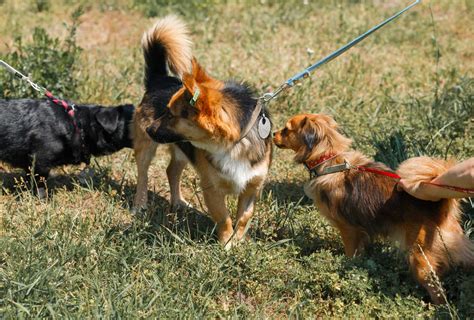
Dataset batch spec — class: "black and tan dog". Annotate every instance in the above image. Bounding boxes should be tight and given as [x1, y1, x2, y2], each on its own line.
[132, 16, 272, 247]
[0, 98, 134, 196]
[273, 113, 474, 304]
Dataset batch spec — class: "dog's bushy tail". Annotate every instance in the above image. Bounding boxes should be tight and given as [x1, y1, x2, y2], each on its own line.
[142, 15, 192, 89]
[397, 156, 456, 188]
[398, 156, 474, 268]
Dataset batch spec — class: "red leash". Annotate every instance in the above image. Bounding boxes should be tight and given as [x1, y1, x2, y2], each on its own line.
[422, 182, 474, 194]
[305, 153, 474, 195]
[355, 165, 474, 194]
[355, 166, 401, 179]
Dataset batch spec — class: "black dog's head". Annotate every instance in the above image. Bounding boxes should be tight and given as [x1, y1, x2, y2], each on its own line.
[145, 108, 187, 144]
[79, 104, 134, 156]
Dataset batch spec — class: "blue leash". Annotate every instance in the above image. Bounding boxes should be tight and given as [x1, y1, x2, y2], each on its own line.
[261, 0, 420, 102]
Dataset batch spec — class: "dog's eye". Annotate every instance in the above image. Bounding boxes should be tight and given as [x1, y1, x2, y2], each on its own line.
[282, 128, 288, 135]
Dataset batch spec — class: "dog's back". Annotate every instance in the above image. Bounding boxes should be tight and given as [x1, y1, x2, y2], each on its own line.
[0, 99, 78, 169]
[0, 98, 134, 181]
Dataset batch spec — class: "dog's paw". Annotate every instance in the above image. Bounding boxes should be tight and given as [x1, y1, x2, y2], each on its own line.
[223, 239, 234, 251]
[77, 167, 96, 185]
[37, 187, 47, 200]
[170, 199, 192, 212]
[130, 205, 148, 217]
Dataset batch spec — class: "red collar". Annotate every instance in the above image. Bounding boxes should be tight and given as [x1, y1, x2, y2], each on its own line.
[304, 153, 337, 171]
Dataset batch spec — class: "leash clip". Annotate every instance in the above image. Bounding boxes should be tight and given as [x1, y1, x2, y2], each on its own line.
[322, 160, 351, 175]
[310, 159, 351, 178]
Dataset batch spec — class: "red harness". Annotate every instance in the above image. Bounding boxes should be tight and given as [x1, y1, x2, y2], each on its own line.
[45, 91, 79, 132]
[305, 153, 474, 195]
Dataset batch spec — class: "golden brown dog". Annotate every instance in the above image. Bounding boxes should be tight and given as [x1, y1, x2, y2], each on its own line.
[273, 113, 474, 303]
[132, 16, 272, 247]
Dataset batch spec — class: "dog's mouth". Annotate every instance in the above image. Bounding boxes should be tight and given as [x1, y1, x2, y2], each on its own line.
[272, 136, 285, 149]
[146, 126, 186, 144]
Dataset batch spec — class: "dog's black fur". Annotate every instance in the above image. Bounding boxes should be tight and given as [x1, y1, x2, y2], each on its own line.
[0, 98, 134, 190]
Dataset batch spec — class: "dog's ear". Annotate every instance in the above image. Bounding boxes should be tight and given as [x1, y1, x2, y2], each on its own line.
[96, 108, 119, 134]
[182, 73, 204, 111]
[294, 116, 320, 162]
[301, 116, 319, 150]
[191, 58, 211, 83]
[182, 72, 196, 93]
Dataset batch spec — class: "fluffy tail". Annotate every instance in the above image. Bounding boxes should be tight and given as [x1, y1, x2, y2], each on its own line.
[398, 156, 474, 267]
[142, 15, 192, 89]
[397, 156, 456, 187]
[397, 156, 458, 215]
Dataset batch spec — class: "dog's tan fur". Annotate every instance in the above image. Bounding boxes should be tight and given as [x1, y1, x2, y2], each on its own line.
[132, 16, 193, 210]
[132, 16, 272, 247]
[274, 113, 474, 304]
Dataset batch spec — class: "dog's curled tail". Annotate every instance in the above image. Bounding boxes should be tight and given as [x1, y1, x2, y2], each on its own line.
[142, 15, 192, 88]
[397, 156, 458, 215]
[397, 156, 456, 188]
[398, 156, 474, 268]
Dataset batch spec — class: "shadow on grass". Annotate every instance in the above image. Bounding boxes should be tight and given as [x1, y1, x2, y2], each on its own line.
[0, 166, 217, 243]
[263, 179, 312, 205]
[72, 168, 218, 244]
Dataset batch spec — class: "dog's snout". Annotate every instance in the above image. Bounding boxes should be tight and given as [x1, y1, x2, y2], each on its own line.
[146, 125, 155, 137]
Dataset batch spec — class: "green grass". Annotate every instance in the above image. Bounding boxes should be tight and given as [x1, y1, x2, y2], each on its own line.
[1, 0, 473, 318]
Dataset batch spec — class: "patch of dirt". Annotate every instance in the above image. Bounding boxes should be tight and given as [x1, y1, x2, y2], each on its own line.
[77, 9, 145, 50]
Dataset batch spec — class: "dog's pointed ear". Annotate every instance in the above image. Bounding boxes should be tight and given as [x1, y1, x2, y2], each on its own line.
[182, 72, 196, 94]
[191, 58, 211, 83]
[96, 108, 119, 134]
[301, 116, 318, 150]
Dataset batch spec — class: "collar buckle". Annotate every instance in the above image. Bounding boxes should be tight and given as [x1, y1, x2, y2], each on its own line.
[309, 160, 351, 179]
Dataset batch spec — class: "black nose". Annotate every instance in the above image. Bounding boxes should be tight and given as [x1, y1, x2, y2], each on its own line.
[272, 132, 276, 137]
[146, 126, 154, 138]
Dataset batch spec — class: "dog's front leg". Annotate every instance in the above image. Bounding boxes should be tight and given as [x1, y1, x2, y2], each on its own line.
[334, 222, 368, 257]
[29, 165, 50, 199]
[133, 131, 158, 210]
[202, 187, 234, 249]
[235, 180, 263, 241]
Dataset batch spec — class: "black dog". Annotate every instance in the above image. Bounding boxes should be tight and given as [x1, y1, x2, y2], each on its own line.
[0, 98, 134, 195]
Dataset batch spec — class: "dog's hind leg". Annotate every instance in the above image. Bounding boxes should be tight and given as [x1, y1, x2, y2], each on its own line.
[167, 145, 189, 211]
[407, 226, 447, 305]
[133, 130, 158, 210]
[409, 246, 446, 305]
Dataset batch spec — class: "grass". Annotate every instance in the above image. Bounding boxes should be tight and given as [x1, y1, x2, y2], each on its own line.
[1, 0, 473, 318]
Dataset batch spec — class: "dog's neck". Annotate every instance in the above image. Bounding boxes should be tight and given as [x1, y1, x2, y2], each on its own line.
[302, 140, 351, 176]
[304, 153, 339, 172]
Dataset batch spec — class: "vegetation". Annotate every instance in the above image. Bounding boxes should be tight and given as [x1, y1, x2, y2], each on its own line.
[1, 0, 473, 318]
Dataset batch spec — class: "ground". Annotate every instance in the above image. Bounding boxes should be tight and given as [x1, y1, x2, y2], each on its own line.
[0, 0, 473, 318]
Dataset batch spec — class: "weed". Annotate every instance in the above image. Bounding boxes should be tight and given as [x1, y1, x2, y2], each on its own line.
[0, 7, 83, 99]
